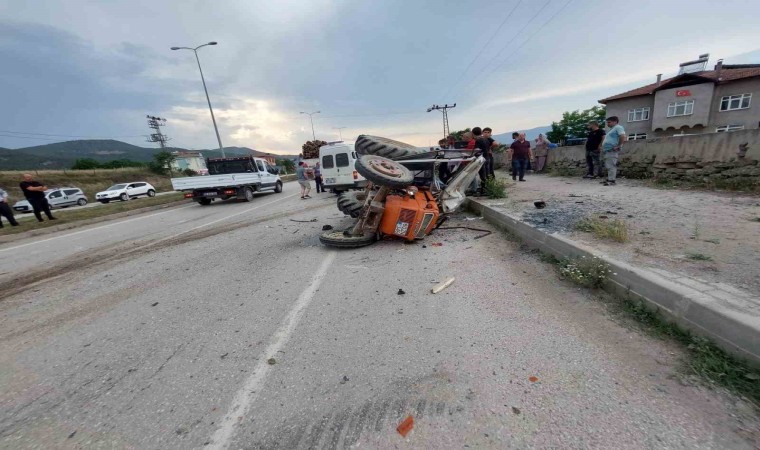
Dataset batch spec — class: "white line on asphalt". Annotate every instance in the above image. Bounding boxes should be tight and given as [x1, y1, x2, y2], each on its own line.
[0, 204, 196, 253]
[0, 193, 299, 254]
[207, 251, 337, 450]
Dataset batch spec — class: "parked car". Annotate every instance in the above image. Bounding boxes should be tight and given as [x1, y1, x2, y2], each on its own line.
[96, 182, 156, 203]
[13, 187, 88, 212]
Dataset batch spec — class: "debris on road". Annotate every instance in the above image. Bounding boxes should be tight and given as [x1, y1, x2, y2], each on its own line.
[534, 201, 546, 209]
[512, 407, 521, 415]
[322, 225, 333, 231]
[290, 218, 318, 223]
[221, 353, 229, 359]
[340, 375, 350, 384]
[431, 242, 443, 247]
[267, 358, 277, 365]
[529, 376, 539, 383]
[397, 289, 406, 295]
[431, 277, 455, 294]
[396, 415, 414, 437]
[151, 302, 159, 307]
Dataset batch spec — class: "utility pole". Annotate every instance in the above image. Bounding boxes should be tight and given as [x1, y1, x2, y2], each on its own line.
[333, 126, 347, 140]
[300, 111, 321, 141]
[146, 115, 170, 148]
[427, 103, 456, 139]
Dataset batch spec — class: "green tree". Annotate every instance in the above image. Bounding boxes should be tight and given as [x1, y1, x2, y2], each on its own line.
[276, 158, 295, 174]
[449, 128, 472, 140]
[301, 140, 327, 159]
[148, 151, 176, 175]
[71, 158, 101, 170]
[546, 105, 606, 145]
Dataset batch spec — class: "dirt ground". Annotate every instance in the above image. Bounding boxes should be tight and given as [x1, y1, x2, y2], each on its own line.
[488, 172, 760, 295]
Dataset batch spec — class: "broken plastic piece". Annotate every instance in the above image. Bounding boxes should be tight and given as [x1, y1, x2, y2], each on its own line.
[529, 376, 539, 383]
[431, 277, 455, 294]
[267, 358, 276, 365]
[396, 415, 414, 437]
[431, 242, 443, 247]
[397, 289, 406, 295]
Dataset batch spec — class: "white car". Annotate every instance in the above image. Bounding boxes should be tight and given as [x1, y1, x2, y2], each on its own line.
[96, 182, 156, 203]
[13, 187, 88, 212]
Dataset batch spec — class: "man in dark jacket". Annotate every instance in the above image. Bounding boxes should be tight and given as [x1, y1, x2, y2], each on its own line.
[509, 133, 532, 182]
[19, 174, 56, 222]
[0, 186, 20, 228]
[584, 121, 605, 179]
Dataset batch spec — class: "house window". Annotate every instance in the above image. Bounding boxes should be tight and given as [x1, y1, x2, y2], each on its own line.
[627, 133, 647, 140]
[667, 100, 694, 117]
[719, 93, 751, 111]
[627, 107, 650, 122]
[715, 124, 745, 132]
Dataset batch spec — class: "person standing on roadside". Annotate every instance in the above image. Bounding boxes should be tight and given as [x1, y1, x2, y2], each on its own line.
[482, 127, 497, 178]
[0, 186, 20, 228]
[508, 133, 532, 182]
[601, 116, 626, 186]
[19, 174, 56, 222]
[471, 127, 492, 194]
[584, 121, 605, 179]
[296, 162, 312, 199]
[533, 133, 550, 173]
[314, 162, 324, 193]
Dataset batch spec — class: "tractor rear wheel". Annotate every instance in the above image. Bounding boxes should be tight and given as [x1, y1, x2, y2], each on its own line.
[355, 135, 427, 159]
[319, 230, 376, 248]
[337, 191, 367, 218]
[355, 155, 413, 188]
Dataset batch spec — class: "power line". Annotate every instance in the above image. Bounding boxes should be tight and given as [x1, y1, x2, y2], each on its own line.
[314, 111, 421, 119]
[440, 0, 522, 100]
[472, 0, 574, 92]
[457, 0, 552, 97]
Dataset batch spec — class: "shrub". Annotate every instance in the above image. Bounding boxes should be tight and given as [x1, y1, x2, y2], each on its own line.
[483, 176, 507, 199]
[559, 256, 614, 288]
[575, 217, 629, 242]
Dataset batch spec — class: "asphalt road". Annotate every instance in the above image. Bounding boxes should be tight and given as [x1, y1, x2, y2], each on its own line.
[0, 184, 757, 449]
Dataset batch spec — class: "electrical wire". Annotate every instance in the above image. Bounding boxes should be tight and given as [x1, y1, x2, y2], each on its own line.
[0, 129, 146, 139]
[440, 0, 523, 101]
[457, 0, 552, 97]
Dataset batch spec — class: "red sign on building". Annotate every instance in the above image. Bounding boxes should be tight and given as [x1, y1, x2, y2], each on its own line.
[676, 90, 692, 97]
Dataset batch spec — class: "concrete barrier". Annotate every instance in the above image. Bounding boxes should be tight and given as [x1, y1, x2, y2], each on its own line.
[467, 199, 760, 367]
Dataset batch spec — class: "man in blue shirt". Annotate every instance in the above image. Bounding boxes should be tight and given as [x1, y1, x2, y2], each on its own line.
[601, 116, 627, 186]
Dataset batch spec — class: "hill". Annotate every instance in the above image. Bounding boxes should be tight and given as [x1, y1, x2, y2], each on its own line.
[1, 140, 296, 170]
[492, 125, 552, 144]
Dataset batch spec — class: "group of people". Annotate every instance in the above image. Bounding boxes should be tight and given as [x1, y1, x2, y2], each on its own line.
[0, 174, 57, 229]
[584, 116, 626, 186]
[295, 161, 326, 199]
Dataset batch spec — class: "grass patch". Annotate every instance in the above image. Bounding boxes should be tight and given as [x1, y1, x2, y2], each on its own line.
[559, 256, 613, 288]
[575, 217, 629, 243]
[686, 252, 713, 261]
[1, 193, 186, 235]
[548, 166, 581, 177]
[750, 217, 760, 223]
[483, 176, 508, 199]
[621, 299, 760, 407]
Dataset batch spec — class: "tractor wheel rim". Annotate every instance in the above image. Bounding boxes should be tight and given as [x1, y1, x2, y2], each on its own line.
[368, 160, 404, 178]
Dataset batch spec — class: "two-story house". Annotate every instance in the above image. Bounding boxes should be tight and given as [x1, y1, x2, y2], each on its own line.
[600, 55, 760, 140]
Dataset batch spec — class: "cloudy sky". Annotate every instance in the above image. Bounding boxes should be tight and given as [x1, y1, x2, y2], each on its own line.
[1, 0, 759, 153]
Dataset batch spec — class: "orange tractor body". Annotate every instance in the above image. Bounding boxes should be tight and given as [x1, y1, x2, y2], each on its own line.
[379, 190, 439, 241]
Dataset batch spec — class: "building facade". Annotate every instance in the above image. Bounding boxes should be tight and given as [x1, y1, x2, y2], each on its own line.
[600, 58, 760, 140]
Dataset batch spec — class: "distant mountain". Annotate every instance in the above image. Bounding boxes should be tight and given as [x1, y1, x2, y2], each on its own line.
[492, 125, 552, 144]
[0, 140, 298, 170]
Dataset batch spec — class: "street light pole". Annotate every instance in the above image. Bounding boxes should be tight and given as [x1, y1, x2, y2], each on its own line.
[300, 111, 321, 141]
[333, 127, 347, 140]
[171, 42, 226, 157]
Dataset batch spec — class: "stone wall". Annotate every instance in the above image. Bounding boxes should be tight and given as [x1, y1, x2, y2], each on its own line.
[546, 129, 760, 188]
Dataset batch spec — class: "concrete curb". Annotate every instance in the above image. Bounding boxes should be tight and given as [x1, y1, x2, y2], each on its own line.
[467, 199, 760, 366]
[0, 199, 192, 245]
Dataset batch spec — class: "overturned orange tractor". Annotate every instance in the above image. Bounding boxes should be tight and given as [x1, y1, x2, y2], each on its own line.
[320, 136, 484, 248]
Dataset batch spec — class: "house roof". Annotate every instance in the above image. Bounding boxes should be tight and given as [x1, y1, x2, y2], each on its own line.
[599, 65, 760, 103]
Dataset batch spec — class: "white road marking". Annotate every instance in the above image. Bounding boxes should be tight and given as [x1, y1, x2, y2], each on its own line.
[0, 194, 299, 254]
[207, 251, 337, 450]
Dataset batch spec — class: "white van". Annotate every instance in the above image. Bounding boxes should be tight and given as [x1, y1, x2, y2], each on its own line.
[319, 141, 367, 193]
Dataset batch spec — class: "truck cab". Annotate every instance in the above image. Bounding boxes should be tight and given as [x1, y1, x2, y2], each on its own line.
[319, 141, 367, 193]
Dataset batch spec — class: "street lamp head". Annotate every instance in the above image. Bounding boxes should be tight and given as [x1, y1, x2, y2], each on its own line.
[170, 47, 181, 50]
[208, 42, 218, 45]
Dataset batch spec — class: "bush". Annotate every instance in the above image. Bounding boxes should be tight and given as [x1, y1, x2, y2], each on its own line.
[575, 217, 629, 242]
[483, 176, 507, 199]
[182, 168, 198, 177]
[559, 256, 614, 288]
